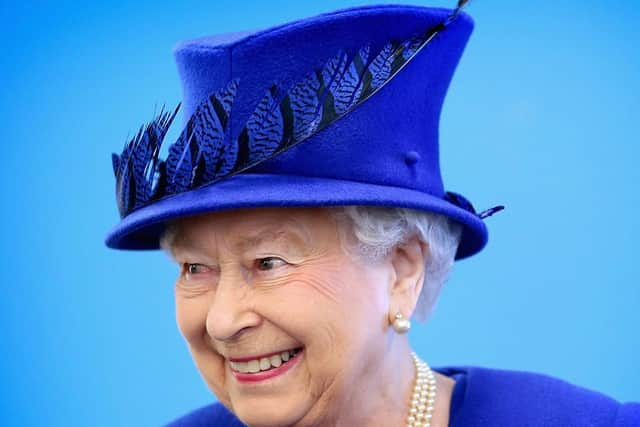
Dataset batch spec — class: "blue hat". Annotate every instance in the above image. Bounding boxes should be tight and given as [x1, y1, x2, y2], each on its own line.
[106, 3, 502, 260]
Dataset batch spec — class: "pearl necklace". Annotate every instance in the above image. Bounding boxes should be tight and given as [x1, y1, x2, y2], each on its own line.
[406, 352, 436, 427]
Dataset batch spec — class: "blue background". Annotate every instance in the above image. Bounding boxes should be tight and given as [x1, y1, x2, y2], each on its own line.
[1, 1, 638, 426]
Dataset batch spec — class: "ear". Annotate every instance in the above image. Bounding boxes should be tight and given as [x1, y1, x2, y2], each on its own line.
[387, 235, 428, 321]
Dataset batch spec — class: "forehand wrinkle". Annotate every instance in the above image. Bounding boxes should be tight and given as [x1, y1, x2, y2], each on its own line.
[161, 215, 312, 262]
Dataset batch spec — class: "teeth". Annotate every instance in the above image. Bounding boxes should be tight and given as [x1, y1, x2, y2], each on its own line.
[230, 349, 299, 373]
[270, 355, 282, 367]
[247, 360, 260, 373]
[259, 357, 271, 371]
[229, 361, 250, 373]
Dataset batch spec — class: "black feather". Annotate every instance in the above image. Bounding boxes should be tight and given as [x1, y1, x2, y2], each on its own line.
[165, 80, 239, 194]
[114, 104, 179, 217]
[113, 6, 469, 217]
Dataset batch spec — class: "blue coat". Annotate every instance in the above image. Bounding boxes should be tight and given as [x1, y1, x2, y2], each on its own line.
[165, 366, 640, 426]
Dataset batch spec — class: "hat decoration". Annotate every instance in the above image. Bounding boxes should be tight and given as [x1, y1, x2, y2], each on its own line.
[107, 0, 504, 259]
[111, 0, 499, 220]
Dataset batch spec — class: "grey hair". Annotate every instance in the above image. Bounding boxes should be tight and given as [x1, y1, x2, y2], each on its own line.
[160, 224, 180, 260]
[329, 206, 463, 322]
[159, 206, 463, 322]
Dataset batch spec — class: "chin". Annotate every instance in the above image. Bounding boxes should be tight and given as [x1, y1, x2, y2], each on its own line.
[231, 394, 309, 427]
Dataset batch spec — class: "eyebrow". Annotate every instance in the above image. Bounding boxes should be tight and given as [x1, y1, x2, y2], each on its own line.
[167, 221, 311, 261]
[233, 229, 308, 253]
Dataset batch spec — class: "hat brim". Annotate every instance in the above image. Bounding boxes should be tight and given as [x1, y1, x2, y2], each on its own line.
[105, 173, 487, 260]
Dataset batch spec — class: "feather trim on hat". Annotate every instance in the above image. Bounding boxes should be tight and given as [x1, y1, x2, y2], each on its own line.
[112, 2, 470, 219]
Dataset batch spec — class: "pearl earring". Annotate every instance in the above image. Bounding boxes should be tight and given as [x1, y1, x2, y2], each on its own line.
[392, 311, 411, 333]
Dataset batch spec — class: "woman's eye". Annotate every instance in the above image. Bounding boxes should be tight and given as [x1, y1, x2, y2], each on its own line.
[255, 257, 286, 271]
[188, 264, 205, 274]
[184, 263, 212, 277]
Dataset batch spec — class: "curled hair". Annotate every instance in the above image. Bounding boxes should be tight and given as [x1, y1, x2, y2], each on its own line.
[330, 206, 462, 322]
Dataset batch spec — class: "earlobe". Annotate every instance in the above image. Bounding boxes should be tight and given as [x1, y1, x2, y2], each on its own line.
[388, 236, 428, 319]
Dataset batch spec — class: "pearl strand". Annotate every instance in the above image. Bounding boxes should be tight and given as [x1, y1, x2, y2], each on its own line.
[406, 352, 436, 427]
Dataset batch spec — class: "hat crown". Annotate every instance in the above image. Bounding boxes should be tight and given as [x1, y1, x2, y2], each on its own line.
[172, 5, 473, 194]
[107, 5, 493, 261]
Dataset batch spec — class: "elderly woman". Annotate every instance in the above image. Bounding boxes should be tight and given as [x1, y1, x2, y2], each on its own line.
[106, 3, 639, 426]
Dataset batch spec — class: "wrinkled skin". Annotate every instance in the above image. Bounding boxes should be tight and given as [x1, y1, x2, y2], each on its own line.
[166, 207, 453, 427]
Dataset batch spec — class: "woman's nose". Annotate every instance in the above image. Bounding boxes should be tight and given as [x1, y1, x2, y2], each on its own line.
[205, 267, 261, 342]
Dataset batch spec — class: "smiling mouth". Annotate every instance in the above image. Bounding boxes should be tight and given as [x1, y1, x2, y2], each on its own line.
[228, 348, 302, 374]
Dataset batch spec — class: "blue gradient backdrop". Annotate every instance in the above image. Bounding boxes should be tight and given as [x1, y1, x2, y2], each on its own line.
[1, 1, 638, 426]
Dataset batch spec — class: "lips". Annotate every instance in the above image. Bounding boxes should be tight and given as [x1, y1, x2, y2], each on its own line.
[229, 347, 303, 383]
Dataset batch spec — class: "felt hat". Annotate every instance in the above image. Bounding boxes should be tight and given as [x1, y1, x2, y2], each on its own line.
[106, 3, 502, 260]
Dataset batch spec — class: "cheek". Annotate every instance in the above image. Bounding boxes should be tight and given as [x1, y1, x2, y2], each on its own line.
[289, 265, 344, 306]
[175, 292, 209, 345]
[266, 258, 389, 351]
[175, 292, 231, 405]
[265, 261, 391, 403]
[190, 347, 229, 406]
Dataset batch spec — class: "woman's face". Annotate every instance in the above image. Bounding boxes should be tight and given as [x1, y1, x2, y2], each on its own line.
[168, 207, 396, 426]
